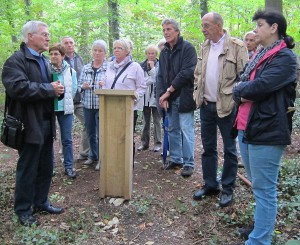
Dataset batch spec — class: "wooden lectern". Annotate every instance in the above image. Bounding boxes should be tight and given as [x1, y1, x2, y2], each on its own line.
[95, 89, 137, 200]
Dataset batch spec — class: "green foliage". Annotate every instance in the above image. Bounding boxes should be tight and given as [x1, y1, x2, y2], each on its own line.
[0, 0, 299, 68]
[277, 158, 300, 224]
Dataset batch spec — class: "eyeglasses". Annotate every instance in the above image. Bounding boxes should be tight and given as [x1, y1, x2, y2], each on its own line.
[32, 32, 51, 38]
[50, 52, 62, 56]
[201, 24, 211, 30]
[113, 46, 124, 50]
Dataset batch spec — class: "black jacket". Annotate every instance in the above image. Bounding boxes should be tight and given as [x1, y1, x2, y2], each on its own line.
[1, 42, 57, 144]
[234, 48, 297, 145]
[156, 36, 197, 112]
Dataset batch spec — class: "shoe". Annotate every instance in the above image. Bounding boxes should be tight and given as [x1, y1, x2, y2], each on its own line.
[33, 204, 64, 214]
[138, 145, 149, 151]
[163, 161, 182, 170]
[161, 150, 170, 156]
[219, 193, 234, 207]
[18, 214, 40, 227]
[95, 162, 100, 171]
[153, 145, 161, 152]
[64, 168, 76, 179]
[77, 154, 88, 160]
[83, 158, 96, 165]
[193, 187, 220, 200]
[181, 166, 194, 177]
[238, 225, 253, 240]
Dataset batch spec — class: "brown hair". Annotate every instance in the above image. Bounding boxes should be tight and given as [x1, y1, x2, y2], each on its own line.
[49, 43, 66, 56]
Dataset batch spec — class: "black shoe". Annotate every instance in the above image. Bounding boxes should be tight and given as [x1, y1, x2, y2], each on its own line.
[238, 225, 253, 240]
[219, 193, 234, 207]
[64, 168, 76, 179]
[33, 204, 64, 214]
[181, 166, 194, 177]
[193, 187, 220, 200]
[18, 214, 40, 227]
[138, 145, 149, 151]
[163, 161, 182, 170]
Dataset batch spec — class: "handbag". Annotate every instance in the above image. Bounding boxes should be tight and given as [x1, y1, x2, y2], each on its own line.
[1, 94, 24, 150]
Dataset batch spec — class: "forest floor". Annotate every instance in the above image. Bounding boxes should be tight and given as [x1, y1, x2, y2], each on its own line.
[0, 117, 299, 245]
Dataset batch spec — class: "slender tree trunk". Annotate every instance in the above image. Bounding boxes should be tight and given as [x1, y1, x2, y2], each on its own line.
[200, 0, 208, 18]
[265, 0, 282, 13]
[24, 0, 31, 17]
[108, 0, 120, 55]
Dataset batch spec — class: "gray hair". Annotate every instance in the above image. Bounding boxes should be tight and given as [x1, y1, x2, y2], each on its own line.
[161, 19, 180, 32]
[61, 36, 75, 44]
[92, 39, 108, 53]
[212, 12, 224, 26]
[22, 20, 48, 43]
[113, 39, 131, 55]
[244, 31, 256, 41]
[145, 44, 159, 54]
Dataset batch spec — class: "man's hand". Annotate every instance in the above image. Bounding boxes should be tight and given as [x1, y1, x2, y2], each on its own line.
[51, 81, 64, 97]
[147, 60, 155, 69]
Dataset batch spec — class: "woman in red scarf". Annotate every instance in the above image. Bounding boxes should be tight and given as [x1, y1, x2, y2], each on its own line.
[233, 10, 297, 245]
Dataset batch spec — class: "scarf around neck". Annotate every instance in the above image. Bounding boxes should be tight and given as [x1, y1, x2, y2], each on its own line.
[239, 39, 284, 82]
[51, 61, 74, 114]
[112, 55, 131, 70]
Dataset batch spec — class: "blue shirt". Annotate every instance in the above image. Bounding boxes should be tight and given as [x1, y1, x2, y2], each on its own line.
[28, 47, 50, 83]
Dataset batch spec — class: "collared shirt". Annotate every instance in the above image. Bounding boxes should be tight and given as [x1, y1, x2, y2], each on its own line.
[28, 47, 50, 83]
[204, 34, 226, 102]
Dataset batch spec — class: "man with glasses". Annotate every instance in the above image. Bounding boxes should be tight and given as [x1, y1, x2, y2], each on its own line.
[193, 12, 248, 207]
[2, 20, 65, 226]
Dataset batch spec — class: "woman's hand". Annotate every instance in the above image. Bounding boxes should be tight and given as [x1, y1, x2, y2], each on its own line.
[98, 80, 105, 86]
[82, 82, 91, 90]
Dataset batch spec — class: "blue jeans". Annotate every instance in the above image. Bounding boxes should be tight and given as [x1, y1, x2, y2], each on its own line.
[56, 112, 74, 170]
[241, 144, 285, 245]
[238, 130, 252, 181]
[83, 108, 99, 161]
[15, 120, 53, 216]
[167, 97, 194, 167]
[200, 102, 238, 194]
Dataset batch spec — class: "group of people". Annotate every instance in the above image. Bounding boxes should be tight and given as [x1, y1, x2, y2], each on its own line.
[1, 9, 298, 245]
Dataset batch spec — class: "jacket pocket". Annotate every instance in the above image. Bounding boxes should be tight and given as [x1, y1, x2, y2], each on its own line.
[223, 56, 237, 81]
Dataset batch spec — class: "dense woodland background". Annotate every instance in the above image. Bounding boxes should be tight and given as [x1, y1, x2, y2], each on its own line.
[0, 0, 300, 68]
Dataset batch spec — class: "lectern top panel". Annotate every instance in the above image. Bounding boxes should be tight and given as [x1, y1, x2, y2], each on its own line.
[95, 89, 137, 98]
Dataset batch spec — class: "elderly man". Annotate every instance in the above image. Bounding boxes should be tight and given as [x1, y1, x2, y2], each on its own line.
[2, 21, 65, 226]
[244, 31, 258, 59]
[193, 12, 248, 207]
[61, 36, 90, 162]
[156, 19, 197, 178]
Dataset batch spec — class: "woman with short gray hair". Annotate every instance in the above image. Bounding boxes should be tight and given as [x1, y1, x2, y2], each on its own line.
[78, 39, 108, 170]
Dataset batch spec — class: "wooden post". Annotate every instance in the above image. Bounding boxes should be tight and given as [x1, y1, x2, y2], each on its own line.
[95, 89, 136, 200]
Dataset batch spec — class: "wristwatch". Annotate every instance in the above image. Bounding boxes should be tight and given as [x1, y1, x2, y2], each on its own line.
[167, 87, 172, 93]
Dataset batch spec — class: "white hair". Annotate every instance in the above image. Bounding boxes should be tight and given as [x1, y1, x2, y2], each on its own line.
[22, 20, 48, 43]
[92, 39, 108, 53]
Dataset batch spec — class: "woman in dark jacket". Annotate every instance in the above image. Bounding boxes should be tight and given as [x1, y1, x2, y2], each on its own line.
[233, 10, 297, 245]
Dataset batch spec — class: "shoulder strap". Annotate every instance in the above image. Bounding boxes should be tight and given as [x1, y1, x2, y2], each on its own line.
[111, 61, 133, 89]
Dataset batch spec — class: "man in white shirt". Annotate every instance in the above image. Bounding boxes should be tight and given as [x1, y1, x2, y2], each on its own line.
[193, 12, 248, 207]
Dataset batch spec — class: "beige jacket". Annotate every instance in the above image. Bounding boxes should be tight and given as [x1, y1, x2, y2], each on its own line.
[193, 31, 248, 117]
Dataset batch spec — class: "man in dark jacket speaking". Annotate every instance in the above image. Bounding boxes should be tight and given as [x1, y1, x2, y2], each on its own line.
[2, 20, 65, 226]
[157, 18, 197, 177]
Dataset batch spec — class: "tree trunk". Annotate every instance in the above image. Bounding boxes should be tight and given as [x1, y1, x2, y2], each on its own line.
[265, 0, 282, 13]
[108, 0, 120, 55]
[24, 0, 31, 17]
[200, 0, 208, 18]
